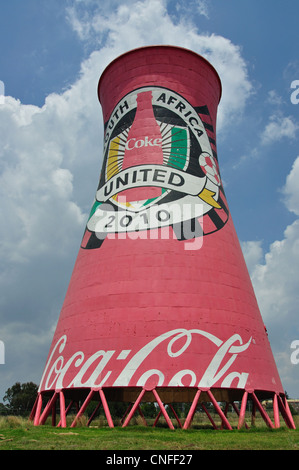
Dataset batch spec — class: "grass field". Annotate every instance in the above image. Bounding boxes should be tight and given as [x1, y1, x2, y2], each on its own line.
[0, 414, 299, 450]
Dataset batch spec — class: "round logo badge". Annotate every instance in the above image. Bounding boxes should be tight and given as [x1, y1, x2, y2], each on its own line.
[82, 86, 228, 249]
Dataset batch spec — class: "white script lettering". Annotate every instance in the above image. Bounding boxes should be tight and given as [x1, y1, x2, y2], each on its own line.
[38, 328, 252, 392]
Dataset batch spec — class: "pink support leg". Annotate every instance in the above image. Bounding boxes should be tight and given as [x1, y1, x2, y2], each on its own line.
[273, 394, 280, 428]
[283, 396, 296, 429]
[29, 395, 39, 421]
[99, 388, 114, 428]
[183, 389, 201, 429]
[137, 405, 147, 426]
[59, 390, 67, 428]
[33, 393, 43, 426]
[71, 390, 94, 428]
[57, 400, 74, 427]
[252, 392, 274, 428]
[122, 388, 146, 427]
[278, 395, 296, 429]
[152, 389, 174, 430]
[153, 410, 162, 427]
[232, 401, 249, 429]
[201, 402, 218, 430]
[168, 404, 182, 428]
[207, 390, 232, 430]
[251, 401, 256, 426]
[39, 392, 58, 425]
[87, 402, 101, 426]
[238, 391, 248, 430]
[121, 403, 133, 425]
[52, 402, 56, 427]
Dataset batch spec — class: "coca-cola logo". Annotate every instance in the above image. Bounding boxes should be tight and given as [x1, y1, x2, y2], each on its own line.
[82, 86, 229, 250]
[38, 328, 252, 392]
[125, 136, 162, 150]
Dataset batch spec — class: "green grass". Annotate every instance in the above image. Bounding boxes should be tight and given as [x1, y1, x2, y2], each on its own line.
[0, 415, 299, 450]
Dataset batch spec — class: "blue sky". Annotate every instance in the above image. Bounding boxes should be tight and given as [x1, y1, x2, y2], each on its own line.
[0, 0, 299, 402]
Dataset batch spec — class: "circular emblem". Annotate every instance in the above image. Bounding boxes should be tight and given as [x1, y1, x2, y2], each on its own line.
[82, 86, 228, 249]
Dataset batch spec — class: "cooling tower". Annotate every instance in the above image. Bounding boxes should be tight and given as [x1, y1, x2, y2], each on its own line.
[31, 46, 295, 430]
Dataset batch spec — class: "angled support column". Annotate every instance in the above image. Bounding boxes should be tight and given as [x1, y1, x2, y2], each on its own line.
[121, 403, 133, 425]
[137, 405, 147, 426]
[33, 393, 43, 426]
[251, 400, 256, 426]
[201, 402, 218, 430]
[251, 392, 274, 429]
[273, 393, 280, 428]
[87, 402, 102, 427]
[39, 391, 59, 425]
[153, 410, 162, 427]
[154, 404, 181, 428]
[207, 389, 232, 430]
[168, 404, 182, 429]
[122, 388, 146, 427]
[71, 390, 94, 428]
[52, 401, 56, 427]
[232, 401, 249, 429]
[183, 389, 201, 429]
[282, 395, 296, 429]
[121, 402, 147, 426]
[152, 389, 174, 430]
[277, 394, 296, 429]
[29, 395, 39, 421]
[238, 391, 248, 429]
[57, 400, 74, 427]
[99, 388, 114, 428]
[59, 390, 67, 428]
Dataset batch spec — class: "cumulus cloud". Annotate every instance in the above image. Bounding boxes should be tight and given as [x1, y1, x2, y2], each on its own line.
[66, 0, 253, 131]
[241, 240, 263, 276]
[244, 159, 299, 396]
[282, 156, 299, 216]
[0, 96, 87, 264]
[267, 90, 284, 106]
[261, 114, 299, 145]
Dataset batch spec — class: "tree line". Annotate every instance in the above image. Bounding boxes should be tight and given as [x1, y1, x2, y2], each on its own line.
[0, 382, 38, 416]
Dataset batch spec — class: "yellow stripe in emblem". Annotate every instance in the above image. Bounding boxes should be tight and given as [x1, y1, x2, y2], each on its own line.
[198, 188, 221, 209]
[106, 137, 121, 180]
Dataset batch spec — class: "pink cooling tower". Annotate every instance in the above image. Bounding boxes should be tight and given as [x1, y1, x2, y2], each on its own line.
[31, 46, 295, 430]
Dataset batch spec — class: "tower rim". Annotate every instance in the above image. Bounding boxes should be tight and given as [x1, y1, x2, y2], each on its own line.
[97, 45, 222, 104]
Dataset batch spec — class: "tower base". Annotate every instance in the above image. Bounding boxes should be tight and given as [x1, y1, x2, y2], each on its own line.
[30, 387, 296, 430]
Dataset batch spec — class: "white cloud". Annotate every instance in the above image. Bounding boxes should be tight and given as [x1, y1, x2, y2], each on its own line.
[267, 89, 284, 106]
[261, 114, 299, 145]
[0, 96, 87, 263]
[66, 0, 253, 131]
[196, 0, 210, 18]
[282, 155, 299, 216]
[174, 0, 210, 19]
[251, 220, 299, 323]
[241, 240, 263, 276]
[244, 158, 299, 397]
[250, 219, 299, 394]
